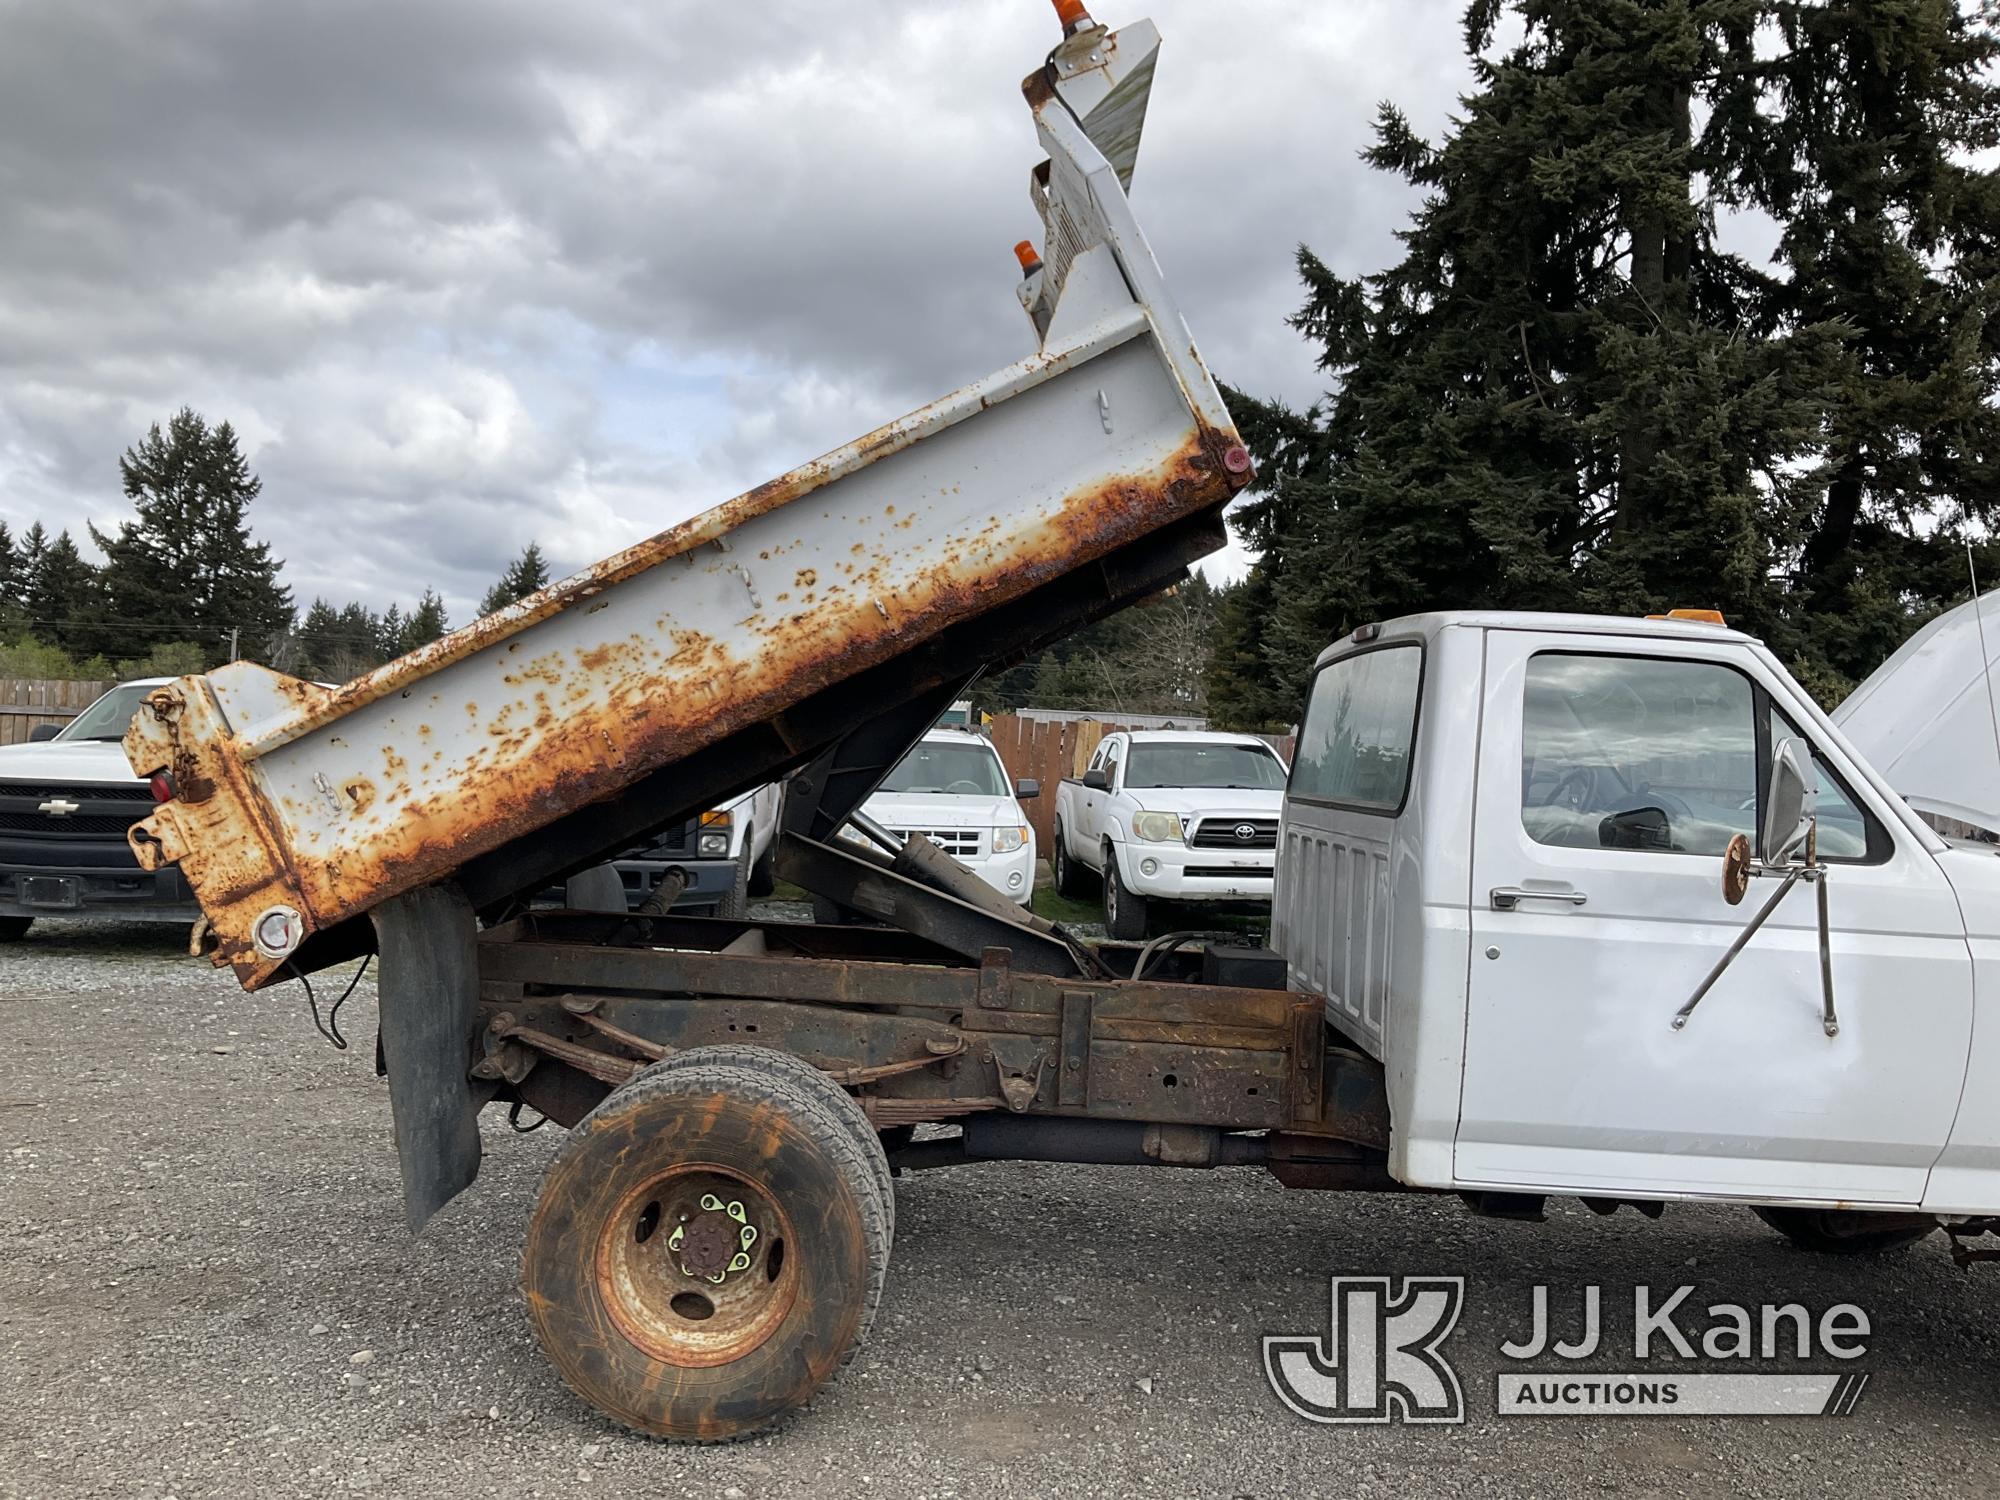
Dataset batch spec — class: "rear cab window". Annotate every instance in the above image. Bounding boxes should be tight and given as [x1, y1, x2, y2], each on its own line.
[1290, 645, 1423, 813]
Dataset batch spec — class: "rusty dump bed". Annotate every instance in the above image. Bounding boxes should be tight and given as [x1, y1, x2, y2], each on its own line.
[125, 16, 1250, 990]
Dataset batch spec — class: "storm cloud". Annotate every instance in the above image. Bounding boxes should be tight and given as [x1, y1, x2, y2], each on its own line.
[0, 0, 1470, 624]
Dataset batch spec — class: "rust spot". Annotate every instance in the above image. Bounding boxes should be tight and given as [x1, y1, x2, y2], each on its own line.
[342, 778, 377, 815]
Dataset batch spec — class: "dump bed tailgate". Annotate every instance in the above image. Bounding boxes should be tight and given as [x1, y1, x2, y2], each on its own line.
[124, 15, 1249, 989]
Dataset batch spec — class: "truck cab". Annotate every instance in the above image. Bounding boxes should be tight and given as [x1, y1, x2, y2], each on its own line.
[1275, 611, 2000, 1215]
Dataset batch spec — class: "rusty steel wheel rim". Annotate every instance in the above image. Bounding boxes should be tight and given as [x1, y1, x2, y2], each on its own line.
[594, 1162, 800, 1368]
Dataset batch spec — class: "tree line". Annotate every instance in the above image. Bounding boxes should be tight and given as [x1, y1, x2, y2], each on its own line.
[0, 408, 556, 685]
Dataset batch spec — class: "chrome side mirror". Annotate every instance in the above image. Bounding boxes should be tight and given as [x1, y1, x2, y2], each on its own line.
[1763, 737, 1818, 866]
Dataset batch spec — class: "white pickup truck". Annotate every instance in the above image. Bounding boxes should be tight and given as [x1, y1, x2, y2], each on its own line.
[1278, 608, 2000, 1235]
[1052, 729, 1290, 938]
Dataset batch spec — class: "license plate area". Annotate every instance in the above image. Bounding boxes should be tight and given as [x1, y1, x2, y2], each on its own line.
[19, 875, 81, 909]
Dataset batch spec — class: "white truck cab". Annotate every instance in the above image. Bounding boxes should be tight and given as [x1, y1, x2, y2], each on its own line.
[1275, 610, 2000, 1218]
[1053, 729, 1289, 939]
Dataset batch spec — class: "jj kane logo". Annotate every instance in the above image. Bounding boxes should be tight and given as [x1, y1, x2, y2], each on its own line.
[1263, 1276, 1466, 1424]
[1265, 1279, 1873, 1425]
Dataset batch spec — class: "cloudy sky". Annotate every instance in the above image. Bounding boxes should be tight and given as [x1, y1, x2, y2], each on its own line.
[0, 0, 1478, 629]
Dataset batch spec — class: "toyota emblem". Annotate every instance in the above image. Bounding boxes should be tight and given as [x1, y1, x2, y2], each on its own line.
[1233, 822, 1258, 842]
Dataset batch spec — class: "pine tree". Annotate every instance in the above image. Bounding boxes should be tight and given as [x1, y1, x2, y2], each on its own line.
[401, 588, 449, 652]
[292, 599, 344, 683]
[0, 522, 19, 632]
[377, 602, 405, 660]
[1713, 0, 2000, 689]
[478, 543, 551, 617]
[1210, 0, 1967, 711]
[93, 408, 293, 666]
[24, 530, 103, 654]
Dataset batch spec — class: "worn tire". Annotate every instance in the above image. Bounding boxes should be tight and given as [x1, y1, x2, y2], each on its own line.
[1051, 820, 1093, 899]
[637, 1044, 894, 1242]
[1750, 1206, 1939, 1256]
[0, 916, 31, 942]
[715, 858, 751, 920]
[1102, 846, 1150, 941]
[522, 1059, 891, 1441]
[747, 833, 776, 898]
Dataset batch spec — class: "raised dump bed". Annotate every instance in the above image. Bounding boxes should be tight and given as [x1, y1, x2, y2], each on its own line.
[125, 6, 1250, 992]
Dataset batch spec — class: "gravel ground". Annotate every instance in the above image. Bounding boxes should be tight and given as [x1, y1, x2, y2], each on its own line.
[4, 918, 2000, 1500]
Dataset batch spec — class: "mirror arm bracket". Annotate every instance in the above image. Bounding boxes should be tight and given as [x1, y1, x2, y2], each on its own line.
[1674, 824, 1837, 1038]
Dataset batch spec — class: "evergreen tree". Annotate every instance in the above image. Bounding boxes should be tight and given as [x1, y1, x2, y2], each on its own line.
[1714, 0, 2000, 688]
[0, 522, 19, 632]
[401, 588, 449, 652]
[1206, 566, 1299, 731]
[1212, 0, 1991, 711]
[24, 529, 103, 654]
[377, 602, 405, 659]
[291, 598, 345, 682]
[478, 543, 551, 617]
[93, 408, 293, 666]
[17, 522, 48, 610]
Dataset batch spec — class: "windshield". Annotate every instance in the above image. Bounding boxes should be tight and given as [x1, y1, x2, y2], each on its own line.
[879, 741, 1009, 797]
[1126, 742, 1287, 790]
[55, 684, 156, 743]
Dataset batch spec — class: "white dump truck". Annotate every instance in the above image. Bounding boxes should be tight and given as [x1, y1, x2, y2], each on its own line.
[121, 3, 2000, 1446]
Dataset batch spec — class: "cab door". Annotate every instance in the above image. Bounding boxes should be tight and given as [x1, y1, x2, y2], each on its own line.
[1455, 629, 1973, 1206]
[1071, 736, 1115, 852]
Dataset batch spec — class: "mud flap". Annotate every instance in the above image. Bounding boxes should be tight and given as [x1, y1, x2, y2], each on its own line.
[370, 882, 484, 1231]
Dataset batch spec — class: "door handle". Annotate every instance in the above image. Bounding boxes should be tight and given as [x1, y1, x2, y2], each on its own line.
[1489, 886, 1588, 911]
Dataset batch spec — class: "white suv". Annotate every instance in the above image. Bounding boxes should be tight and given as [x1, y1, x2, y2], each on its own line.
[851, 729, 1038, 905]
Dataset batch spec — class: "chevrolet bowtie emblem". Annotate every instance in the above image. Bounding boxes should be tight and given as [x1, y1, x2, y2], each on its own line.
[38, 798, 79, 818]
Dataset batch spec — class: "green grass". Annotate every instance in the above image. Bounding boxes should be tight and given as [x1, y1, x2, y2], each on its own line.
[1031, 883, 1105, 926]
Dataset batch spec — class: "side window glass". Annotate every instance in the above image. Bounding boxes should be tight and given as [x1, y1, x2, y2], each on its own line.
[1521, 654, 1755, 856]
[1769, 708, 1876, 861]
[1102, 746, 1121, 788]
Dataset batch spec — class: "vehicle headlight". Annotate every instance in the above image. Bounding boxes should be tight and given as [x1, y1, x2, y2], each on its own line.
[993, 824, 1028, 853]
[698, 809, 732, 858]
[1130, 811, 1184, 844]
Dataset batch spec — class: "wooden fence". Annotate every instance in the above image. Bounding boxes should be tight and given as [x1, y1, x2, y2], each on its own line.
[985, 714, 1295, 855]
[0, 679, 113, 748]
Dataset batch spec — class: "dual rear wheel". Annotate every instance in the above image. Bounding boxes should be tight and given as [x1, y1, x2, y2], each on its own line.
[522, 1046, 892, 1441]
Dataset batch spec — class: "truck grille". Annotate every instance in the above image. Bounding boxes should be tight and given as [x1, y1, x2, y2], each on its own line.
[1189, 818, 1278, 850]
[893, 828, 982, 858]
[0, 782, 155, 839]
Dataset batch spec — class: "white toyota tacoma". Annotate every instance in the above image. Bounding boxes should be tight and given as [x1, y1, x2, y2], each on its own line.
[1051, 729, 1289, 939]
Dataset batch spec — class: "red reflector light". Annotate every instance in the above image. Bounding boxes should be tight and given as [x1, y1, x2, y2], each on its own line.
[149, 773, 175, 803]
